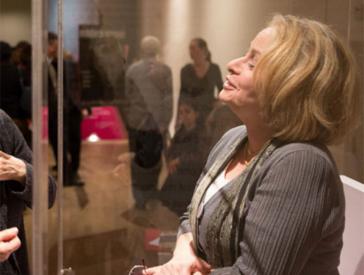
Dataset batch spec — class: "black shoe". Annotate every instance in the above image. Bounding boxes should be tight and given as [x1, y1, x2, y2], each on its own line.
[64, 181, 84, 187]
[64, 174, 85, 187]
[134, 202, 146, 210]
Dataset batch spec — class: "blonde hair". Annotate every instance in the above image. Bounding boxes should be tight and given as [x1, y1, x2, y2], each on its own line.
[254, 14, 358, 144]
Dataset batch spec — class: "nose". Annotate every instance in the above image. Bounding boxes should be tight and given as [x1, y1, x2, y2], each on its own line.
[227, 57, 244, 75]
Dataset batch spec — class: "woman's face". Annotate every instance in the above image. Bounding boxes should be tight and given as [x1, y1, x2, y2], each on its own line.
[189, 40, 206, 62]
[219, 28, 275, 118]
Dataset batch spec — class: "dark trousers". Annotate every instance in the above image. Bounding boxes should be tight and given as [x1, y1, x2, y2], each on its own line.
[128, 128, 163, 208]
[49, 107, 82, 182]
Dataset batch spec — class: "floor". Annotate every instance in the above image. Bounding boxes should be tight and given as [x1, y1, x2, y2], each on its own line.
[24, 140, 180, 275]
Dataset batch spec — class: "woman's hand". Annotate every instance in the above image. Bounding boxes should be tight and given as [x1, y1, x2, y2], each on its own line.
[0, 151, 26, 183]
[143, 233, 211, 275]
[0, 227, 21, 262]
[143, 257, 211, 275]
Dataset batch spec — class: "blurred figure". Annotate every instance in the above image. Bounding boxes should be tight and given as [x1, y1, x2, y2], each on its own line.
[0, 41, 30, 144]
[159, 96, 206, 216]
[12, 41, 32, 118]
[179, 38, 223, 123]
[123, 36, 173, 209]
[0, 110, 56, 274]
[12, 41, 32, 146]
[205, 101, 241, 153]
[47, 32, 83, 186]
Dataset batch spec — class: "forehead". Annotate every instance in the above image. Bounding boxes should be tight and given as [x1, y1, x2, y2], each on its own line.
[190, 40, 204, 49]
[190, 41, 198, 47]
[251, 27, 275, 54]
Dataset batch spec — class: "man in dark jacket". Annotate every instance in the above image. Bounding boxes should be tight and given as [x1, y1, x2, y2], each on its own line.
[47, 33, 83, 186]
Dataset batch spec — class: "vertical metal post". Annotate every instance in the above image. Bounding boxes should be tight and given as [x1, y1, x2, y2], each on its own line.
[57, 0, 65, 274]
[31, 0, 49, 274]
[347, 0, 352, 41]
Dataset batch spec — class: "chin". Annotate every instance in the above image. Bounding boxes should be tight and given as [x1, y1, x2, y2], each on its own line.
[218, 90, 230, 102]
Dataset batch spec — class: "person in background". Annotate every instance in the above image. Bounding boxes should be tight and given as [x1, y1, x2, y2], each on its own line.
[123, 36, 173, 209]
[0, 109, 57, 274]
[0, 41, 30, 144]
[47, 32, 84, 186]
[204, 101, 241, 153]
[11, 41, 33, 146]
[179, 38, 223, 124]
[159, 96, 206, 216]
[143, 14, 357, 275]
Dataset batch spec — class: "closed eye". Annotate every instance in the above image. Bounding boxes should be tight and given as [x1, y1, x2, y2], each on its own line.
[248, 63, 255, 69]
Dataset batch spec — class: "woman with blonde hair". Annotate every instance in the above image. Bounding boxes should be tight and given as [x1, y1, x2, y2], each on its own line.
[141, 14, 358, 275]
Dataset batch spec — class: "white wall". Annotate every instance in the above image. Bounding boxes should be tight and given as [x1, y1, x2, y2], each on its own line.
[139, 0, 294, 132]
[0, 0, 31, 45]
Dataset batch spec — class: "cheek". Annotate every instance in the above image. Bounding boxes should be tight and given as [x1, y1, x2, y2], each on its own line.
[237, 73, 254, 92]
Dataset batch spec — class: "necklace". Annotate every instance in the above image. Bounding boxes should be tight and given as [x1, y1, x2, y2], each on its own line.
[242, 141, 259, 166]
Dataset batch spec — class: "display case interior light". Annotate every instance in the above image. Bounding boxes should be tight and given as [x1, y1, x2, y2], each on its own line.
[87, 133, 100, 142]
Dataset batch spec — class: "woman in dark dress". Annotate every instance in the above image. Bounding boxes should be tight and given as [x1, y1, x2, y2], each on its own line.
[160, 97, 205, 216]
[179, 38, 223, 122]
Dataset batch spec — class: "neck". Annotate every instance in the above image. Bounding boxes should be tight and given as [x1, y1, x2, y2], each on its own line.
[232, 107, 272, 152]
[194, 58, 208, 67]
[144, 55, 157, 61]
[184, 123, 196, 131]
[238, 113, 272, 153]
[245, 124, 272, 154]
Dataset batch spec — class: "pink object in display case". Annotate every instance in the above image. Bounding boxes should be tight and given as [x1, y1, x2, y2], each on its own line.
[81, 106, 127, 140]
[41, 106, 127, 141]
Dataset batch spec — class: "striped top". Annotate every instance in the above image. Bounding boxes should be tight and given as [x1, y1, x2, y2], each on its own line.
[180, 126, 345, 275]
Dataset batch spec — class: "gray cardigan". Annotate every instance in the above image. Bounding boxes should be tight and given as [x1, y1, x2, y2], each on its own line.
[0, 110, 57, 275]
[180, 126, 345, 275]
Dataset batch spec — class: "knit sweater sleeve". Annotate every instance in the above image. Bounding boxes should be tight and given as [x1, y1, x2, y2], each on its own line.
[212, 148, 343, 275]
[0, 110, 57, 208]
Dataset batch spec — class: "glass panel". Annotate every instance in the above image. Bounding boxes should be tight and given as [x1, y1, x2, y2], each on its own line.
[0, 0, 54, 275]
[55, 0, 364, 274]
[2, 0, 363, 274]
[31, 0, 55, 275]
[328, 0, 364, 183]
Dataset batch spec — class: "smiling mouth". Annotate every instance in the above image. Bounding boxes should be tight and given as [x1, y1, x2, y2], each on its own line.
[223, 77, 236, 90]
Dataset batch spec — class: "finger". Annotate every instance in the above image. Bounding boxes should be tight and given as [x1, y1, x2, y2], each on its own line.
[0, 228, 18, 242]
[193, 259, 211, 274]
[143, 267, 155, 274]
[0, 151, 11, 160]
[112, 164, 124, 175]
[0, 236, 21, 260]
[143, 265, 167, 275]
[1, 236, 21, 252]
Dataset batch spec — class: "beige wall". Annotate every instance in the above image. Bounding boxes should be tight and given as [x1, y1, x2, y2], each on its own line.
[0, 0, 31, 45]
[1, 0, 363, 181]
[139, 0, 294, 132]
[139, 0, 364, 182]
